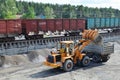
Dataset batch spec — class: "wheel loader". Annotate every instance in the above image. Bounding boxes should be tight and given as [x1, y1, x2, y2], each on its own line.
[44, 30, 114, 71]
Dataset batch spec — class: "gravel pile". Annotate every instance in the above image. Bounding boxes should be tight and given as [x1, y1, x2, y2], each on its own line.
[1, 48, 51, 68]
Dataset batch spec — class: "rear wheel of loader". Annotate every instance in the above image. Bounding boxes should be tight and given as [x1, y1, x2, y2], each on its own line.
[81, 56, 90, 67]
[63, 59, 73, 72]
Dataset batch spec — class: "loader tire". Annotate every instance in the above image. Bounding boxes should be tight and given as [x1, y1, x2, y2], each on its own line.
[63, 59, 73, 72]
[81, 56, 90, 67]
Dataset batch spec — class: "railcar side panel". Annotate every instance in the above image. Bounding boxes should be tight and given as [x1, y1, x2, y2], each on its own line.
[63, 19, 70, 31]
[0, 20, 6, 35]
[55, 19, 63, 31]
[70, 19, 77, 30]
[115, 18, 119, 27]
[77, 19, 86, 30]
[23, 20, 37, 35]
[95, 18, 100, 28]
[7, 20, 22, 37]
[46, 19, 55, 32]
[87, 18, 95, 29]
[38, 19, 47, 32]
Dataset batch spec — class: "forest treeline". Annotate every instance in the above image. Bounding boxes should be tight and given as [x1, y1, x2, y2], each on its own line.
[0, 0, 120, 19]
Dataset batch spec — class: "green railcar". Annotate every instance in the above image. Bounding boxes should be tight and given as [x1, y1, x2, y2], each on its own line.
[87, 17, 120, 29]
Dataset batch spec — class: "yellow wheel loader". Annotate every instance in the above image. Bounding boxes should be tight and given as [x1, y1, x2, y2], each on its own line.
[44, 30, 114, 71]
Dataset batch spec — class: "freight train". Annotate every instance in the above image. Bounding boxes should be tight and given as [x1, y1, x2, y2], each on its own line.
[0, 18, 120, 41]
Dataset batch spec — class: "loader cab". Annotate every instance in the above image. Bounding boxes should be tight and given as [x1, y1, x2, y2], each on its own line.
[57, 41, 74, 56]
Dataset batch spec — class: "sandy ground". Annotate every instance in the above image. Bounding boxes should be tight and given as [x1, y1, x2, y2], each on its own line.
[0, 41, 120, 80]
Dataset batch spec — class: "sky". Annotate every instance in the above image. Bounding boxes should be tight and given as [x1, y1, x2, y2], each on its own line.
[17, 0, 120, 10]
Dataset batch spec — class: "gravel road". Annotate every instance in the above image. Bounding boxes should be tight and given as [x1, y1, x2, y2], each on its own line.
[0, 42, 120, 80]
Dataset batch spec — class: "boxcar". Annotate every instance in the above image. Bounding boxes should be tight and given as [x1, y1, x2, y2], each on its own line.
[76, 19, 86, 30]
[22, 19, 38, 35]
[0, 19, 22, 41]
[87, 18, 120, 29]
[7, 20, 22, 37]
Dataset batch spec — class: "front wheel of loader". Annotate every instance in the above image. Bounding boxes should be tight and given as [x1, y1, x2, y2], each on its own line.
[63, 59, 73, 72]
[81, 56, 90, 67]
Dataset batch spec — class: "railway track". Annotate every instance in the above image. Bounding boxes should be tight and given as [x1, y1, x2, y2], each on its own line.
[0, 32, 120, 55]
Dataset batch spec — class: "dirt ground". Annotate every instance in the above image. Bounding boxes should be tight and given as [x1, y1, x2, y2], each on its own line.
[0, 41, 120, 80]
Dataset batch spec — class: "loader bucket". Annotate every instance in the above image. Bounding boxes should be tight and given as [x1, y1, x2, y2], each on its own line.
[82, 30, 99, 40]
[81, 30, 114, 55]
[82, 30, 102, 44]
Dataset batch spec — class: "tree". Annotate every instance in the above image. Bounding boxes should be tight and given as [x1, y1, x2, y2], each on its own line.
[108, 7, 115, 17]
[77, 5, 84, 18]
[70, 6, 77, 18]
[83, 6, 89, 17]
[22, 7, 35, 19]
[62, 5, 70, 18]
[53, 4, 62, 18]
[15, 1, 120, 18]
[44, 6, 55, 19]
[16, 1, 24, 14]
[94, 7, 101, 17]
[0, 0, 18, 19]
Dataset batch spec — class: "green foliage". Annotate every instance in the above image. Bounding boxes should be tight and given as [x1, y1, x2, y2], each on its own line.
[62, 5, 70, 18]
[22, 7, 35, 19]
[0, 0, 18, 19]
[16, 1, 24, 14]
[44, 6, 55, 19]
[0, 0, 120, 19]
[70, 6, 77, 18]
